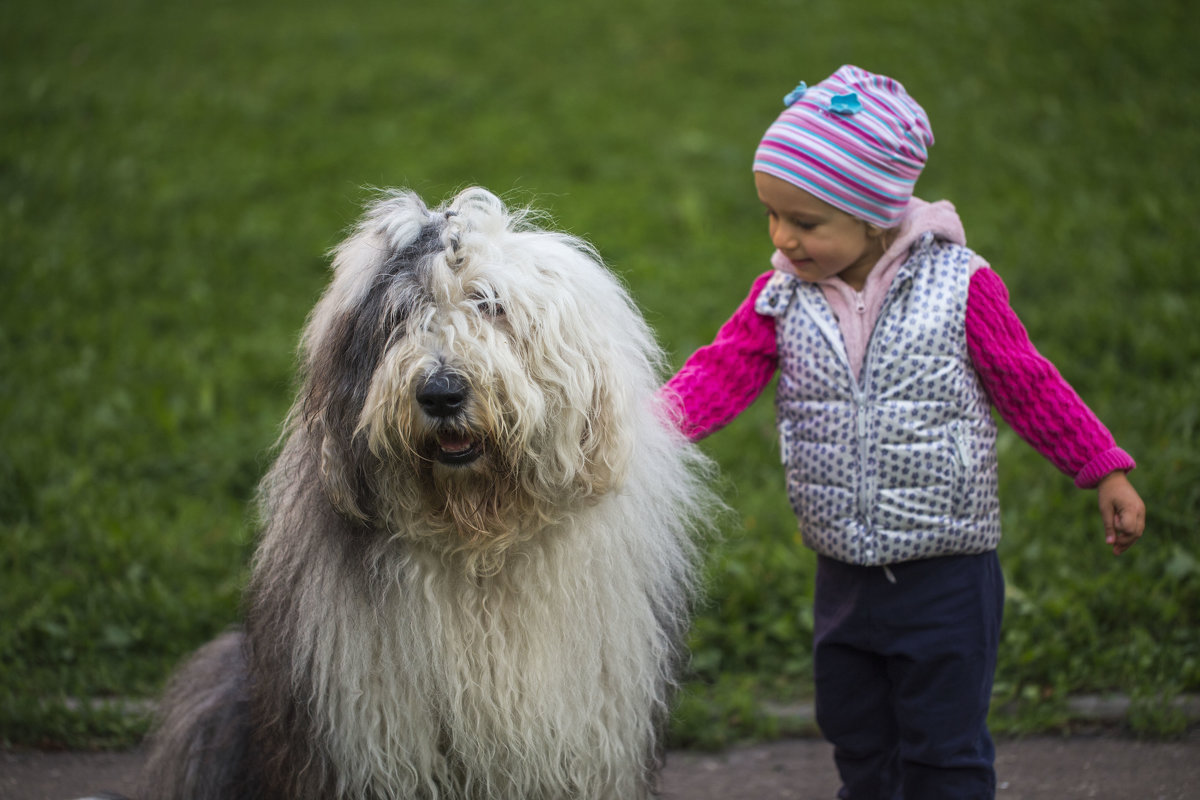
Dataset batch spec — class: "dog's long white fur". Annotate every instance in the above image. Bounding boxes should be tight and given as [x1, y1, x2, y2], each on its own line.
[140, 187, 716, 800]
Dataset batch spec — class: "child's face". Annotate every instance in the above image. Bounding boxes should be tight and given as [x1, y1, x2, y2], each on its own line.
[754, 172, 886, 291]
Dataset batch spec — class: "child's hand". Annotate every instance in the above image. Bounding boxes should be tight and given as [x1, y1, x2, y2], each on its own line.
[1097, 471, 1145, 555]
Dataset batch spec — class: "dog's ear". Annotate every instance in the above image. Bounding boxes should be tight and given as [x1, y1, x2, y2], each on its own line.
[302, 312, 382, 523]
[298, 236, 397, 522]
[578, 359, 635, 497]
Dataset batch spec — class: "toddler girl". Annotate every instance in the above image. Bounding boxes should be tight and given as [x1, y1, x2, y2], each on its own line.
[663, 65, 1146, 799]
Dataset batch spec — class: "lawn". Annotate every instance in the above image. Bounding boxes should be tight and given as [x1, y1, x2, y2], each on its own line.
[2, 0, 1198, 747]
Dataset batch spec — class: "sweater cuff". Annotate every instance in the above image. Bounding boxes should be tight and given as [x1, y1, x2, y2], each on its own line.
[1075, 447, 1137, 489]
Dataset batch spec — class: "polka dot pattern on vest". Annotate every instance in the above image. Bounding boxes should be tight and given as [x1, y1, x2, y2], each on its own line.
[756, 234, 1001, 566]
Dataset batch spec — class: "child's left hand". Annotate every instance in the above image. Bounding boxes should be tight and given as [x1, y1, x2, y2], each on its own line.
[1097, 471, 1145, 555]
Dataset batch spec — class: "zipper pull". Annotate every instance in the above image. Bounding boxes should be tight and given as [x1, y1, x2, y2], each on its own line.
[952, 423, 973, 468]
[855, 291, 867, 314]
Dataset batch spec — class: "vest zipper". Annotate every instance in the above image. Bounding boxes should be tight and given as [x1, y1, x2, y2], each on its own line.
[853, 271, 908, 564]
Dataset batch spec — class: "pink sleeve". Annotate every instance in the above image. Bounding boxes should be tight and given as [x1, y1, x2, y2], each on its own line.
[965, 267, 1135, 488]
[660, 272, 779, 441]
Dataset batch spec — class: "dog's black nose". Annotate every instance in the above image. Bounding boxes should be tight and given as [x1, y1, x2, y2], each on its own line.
[416, 370, 468, 418]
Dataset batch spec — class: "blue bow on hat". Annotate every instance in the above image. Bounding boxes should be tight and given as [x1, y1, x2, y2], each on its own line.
[783, 82, 808, 106]
[828, 92, 863, 115]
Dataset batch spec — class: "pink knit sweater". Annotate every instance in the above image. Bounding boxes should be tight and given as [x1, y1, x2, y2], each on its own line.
[663, 209, 1135, 490]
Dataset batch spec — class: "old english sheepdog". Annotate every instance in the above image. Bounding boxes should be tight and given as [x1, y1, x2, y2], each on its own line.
[136, 187, 717, 800]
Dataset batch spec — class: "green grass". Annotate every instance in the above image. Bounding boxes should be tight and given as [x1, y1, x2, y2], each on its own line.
[3, 0, 1198, 748]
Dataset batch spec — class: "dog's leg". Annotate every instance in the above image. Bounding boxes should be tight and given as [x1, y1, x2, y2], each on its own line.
[139, 631, 254, 800]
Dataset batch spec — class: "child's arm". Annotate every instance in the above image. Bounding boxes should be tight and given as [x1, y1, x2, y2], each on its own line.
[661, 271, 779, 440]
[965, 267, 1145, 554]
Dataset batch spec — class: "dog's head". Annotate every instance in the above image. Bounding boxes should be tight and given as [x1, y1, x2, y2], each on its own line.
[292, 188, 661, 567]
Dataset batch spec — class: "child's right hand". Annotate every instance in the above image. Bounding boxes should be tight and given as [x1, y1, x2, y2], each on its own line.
[1096, 471, 1145, 555]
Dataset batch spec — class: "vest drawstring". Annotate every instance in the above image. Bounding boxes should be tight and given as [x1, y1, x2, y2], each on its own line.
[882, 565, 898, 584]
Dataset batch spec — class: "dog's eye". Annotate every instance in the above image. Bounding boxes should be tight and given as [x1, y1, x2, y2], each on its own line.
[471, 292, 505, 318]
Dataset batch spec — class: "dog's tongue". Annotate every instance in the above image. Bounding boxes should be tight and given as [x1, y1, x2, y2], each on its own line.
[437, 432, 475, 454]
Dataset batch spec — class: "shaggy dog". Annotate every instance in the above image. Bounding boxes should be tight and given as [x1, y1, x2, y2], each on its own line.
[136, 187, 716, 799]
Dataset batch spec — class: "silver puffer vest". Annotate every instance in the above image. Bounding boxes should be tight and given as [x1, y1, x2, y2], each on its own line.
[755, 232, 1001, 566]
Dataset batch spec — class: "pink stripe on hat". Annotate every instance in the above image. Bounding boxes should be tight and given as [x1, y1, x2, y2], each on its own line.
[753, 65, 934, 227]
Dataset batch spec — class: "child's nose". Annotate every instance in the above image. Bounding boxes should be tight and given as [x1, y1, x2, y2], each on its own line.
[772, 222, 799, 251]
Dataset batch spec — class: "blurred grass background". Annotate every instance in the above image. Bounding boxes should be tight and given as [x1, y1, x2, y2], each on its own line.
[2, 0, 1198, 748]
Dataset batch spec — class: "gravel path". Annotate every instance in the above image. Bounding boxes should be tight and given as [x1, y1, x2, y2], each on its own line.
[3, 732, 1199, 800]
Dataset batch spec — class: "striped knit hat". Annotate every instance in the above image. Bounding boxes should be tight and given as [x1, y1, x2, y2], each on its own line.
[753, 65, 933, 227]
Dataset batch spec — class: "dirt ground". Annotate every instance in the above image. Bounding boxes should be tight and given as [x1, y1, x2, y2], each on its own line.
[3, 732, 1199, 800]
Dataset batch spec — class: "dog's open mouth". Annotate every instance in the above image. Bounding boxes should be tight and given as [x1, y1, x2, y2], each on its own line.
[433, 430, 484, 466]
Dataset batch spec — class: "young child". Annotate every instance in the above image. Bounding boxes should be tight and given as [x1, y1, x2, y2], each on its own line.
[663, 65, 1146, 799]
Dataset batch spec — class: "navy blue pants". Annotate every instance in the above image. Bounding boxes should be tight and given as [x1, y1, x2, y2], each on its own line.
[813, 552, 1004, 800]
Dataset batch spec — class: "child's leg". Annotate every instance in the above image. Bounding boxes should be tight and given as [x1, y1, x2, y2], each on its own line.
[814, 641, 901, 799]
[883, 551, 1005, 800]
[813, 556, 903, 800]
